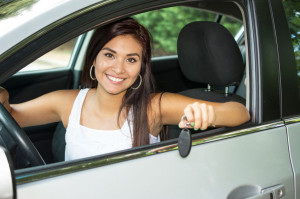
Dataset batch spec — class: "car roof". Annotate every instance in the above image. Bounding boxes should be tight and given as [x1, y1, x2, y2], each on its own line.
[0, 0, 242, 57]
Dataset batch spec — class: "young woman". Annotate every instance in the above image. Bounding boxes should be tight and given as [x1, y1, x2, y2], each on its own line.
[0, 18, 250, 160]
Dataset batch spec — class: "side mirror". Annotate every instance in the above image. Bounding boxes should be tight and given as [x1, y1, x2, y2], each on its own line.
[0, 146, 16, 199]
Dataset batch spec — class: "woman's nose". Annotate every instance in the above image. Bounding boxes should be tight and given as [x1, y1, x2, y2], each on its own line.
[112, 59, 125, 74]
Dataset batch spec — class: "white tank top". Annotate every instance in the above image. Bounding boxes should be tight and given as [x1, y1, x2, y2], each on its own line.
[65, 89, 160, 161]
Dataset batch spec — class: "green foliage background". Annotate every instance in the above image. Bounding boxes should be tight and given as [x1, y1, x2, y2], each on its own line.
[282, 0, 300, 85]
[134, 6, 242, 57]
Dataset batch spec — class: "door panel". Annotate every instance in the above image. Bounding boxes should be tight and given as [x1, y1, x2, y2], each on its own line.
[16, 126, 293, 198]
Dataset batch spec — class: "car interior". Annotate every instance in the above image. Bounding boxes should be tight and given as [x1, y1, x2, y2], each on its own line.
[0, 2, 248, 169]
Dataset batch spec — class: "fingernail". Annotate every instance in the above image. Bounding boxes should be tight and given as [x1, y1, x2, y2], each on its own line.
[194, 128, 198, 130]
[191, 122, 195, 127]
[178, 123, 182, 128]
[200, 128, 203, 131]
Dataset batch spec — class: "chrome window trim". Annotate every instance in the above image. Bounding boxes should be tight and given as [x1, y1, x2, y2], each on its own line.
[284, 116, 300, 125]
[16, 121, 284, 185]
[0, 0, 117, 63]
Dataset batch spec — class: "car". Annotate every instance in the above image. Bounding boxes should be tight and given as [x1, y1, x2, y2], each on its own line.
[0, 0, 299, 198]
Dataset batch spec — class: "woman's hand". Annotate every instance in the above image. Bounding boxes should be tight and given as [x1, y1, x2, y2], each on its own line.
[178, 102, 216, 130]
[152, 92, 250, 135]
[0, 87, 11, 112]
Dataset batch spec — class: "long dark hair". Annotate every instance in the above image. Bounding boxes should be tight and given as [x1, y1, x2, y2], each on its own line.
[81, 18, 155, 147]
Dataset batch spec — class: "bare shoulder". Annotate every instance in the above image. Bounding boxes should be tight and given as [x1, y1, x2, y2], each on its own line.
[47, 89, 80, 126]
[51, 89, 80, 101]
[50, 89, 80, 108]
[43, 89, 80, 110]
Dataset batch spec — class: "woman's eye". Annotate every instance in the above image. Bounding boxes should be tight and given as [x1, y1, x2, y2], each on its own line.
[104, 53, 114, 58]
[127, 58, 137, 63]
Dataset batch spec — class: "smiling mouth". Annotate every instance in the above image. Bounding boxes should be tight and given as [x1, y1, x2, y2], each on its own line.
[106, 74, 125, 82]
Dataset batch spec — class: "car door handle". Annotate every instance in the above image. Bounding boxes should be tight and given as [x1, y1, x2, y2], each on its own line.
[246, 184, 285, 199]
[228, 184, 285, 199]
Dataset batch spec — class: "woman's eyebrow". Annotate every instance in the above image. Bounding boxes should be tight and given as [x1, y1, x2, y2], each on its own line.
[102, 47, 140, 58]
[102, 47, 116, 53]
[127, 53, 140, 58]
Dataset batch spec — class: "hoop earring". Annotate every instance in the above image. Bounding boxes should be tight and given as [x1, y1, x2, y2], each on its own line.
[131, 74, 142, 90]
[90, 65, 97, 80]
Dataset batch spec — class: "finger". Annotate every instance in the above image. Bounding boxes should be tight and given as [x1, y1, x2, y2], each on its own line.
[178, 120, 186, 128]
[178, 120, 193, 128]
[200, 103, 208, 130]
[192, 103, 202, 130]
[184, 105, 195, 126]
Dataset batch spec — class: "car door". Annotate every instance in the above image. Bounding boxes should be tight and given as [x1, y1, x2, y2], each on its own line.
[0, 0, 295, 198]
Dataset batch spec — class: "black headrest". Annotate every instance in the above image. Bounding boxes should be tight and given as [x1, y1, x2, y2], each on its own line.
[177, 21, 244, 87]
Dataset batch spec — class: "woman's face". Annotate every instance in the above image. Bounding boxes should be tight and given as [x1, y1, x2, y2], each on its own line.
[93, 35, 143, 95]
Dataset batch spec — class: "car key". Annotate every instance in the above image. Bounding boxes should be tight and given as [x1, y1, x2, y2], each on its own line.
[178, 115, 192, 158]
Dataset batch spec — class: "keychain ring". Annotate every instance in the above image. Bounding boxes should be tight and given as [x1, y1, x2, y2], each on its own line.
[181, 115, 190, 128]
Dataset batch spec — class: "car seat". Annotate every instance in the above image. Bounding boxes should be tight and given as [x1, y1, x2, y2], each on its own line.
[168, 21, 246, 139]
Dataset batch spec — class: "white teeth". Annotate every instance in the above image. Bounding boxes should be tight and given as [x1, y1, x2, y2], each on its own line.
[107, 75, 124, 82]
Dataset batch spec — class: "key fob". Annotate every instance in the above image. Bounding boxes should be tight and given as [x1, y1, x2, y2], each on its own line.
[178, 128, 192, 158]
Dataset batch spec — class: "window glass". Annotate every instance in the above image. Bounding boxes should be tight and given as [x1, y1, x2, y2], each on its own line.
[282, 0, 300, 87]
[20, 38, 77, 72]
[134, 6, 242, 57]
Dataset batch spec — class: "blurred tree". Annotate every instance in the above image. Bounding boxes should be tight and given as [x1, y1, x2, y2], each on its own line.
[134, 6, 242, 56]
[282, 0, 300, 83]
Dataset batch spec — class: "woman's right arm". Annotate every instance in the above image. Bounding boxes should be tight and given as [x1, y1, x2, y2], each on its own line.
[0, 87, 78, 128]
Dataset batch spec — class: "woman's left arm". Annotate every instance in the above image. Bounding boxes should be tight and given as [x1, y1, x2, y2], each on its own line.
[155, 92, 250, 131]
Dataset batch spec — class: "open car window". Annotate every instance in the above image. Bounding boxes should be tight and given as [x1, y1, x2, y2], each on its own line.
[10, 2, 247, 170]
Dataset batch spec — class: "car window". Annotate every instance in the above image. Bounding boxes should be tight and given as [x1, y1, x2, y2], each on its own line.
[134, 6, 242, 57]
[19, 38, 77, 72]
[282, 0, 300, 90]
[11, 1, 248, 172]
